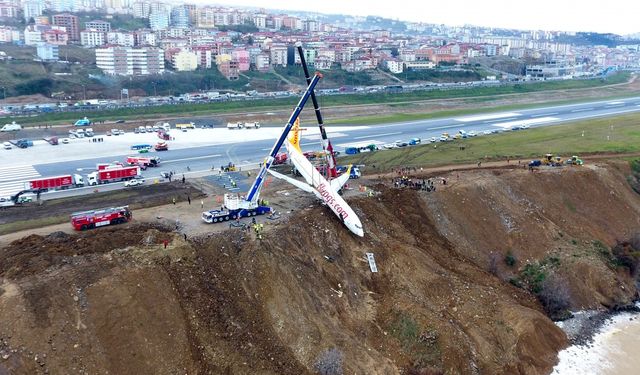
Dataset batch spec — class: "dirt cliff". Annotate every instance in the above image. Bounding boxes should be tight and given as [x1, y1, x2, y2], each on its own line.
[0, 161, 638, 375]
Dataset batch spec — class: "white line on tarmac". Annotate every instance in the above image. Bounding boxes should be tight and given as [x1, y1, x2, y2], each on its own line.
[162, 154, 222, 163]
[531, 112, 558, 117]
[571, 108, 593, 112]
[354, 132, 403, 139]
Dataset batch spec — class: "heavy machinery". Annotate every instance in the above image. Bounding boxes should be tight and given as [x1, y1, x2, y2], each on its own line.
[202, 72, 323, 224]
[565, 155, 584, 166]
[542, 154, 563, 167]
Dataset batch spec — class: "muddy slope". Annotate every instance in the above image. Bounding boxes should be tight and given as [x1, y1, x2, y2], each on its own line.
[1, 162, 638, 375]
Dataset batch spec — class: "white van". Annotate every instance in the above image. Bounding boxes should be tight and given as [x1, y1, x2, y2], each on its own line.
[1, 121, 21, 132]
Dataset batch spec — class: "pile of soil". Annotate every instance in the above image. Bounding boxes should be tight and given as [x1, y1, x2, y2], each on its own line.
[0, 162, 638, 375]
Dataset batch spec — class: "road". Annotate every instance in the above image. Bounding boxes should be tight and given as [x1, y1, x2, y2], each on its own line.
[1, 95, 640, 200]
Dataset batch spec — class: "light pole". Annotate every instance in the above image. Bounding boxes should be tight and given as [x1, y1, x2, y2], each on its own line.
[81, 84, 86, 101]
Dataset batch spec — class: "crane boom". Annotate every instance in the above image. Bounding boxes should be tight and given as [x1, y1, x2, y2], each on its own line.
[244, 72, 323, 203]
[295, 42, 337, 178]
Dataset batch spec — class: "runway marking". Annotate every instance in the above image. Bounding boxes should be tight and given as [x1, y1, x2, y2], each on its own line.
[354, 132, 403, 139]
[482, 117, 517, 123]
[571, 108, 593, 112]
[0, 165, 40, 182]
[163, 154, 222, 163]
[607, 101, 624, 105]
[491, 117, 560, 129]
[531, 112, 558, 117]
[454, 112, 521, 122]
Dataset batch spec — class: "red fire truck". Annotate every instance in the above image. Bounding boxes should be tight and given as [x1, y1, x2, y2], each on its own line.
[71, 205, 132, 231]
[126, 156, 160, 167]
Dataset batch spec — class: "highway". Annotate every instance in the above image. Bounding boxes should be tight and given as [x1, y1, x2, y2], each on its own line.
[1, 95, 640, 200]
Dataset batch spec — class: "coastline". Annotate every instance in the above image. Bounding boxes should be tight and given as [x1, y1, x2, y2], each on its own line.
[552, 302, 640, 375]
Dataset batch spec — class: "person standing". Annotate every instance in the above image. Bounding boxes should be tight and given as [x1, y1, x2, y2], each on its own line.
[172, 197, 176, 205]
[200, 200, 204, 209]
[187, 196, 191, 205]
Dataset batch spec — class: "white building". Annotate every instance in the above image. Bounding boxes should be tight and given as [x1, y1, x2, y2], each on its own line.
[170, 5, 189, 28]
[149, 11, 169, 30]
[107, 31, 134, 46]
[80, 29, 106, 47]
[133, 1, 150, 18]
[85, 20, 111, 33]
[36, 43, 59, 61]
[24, 25, 44, 46]
[404, 60, 436, 70]
[252, 14, 267, 29]
[22, 0, 44, 21]
[269, 44, 287, 67]
[51, 0, 76, 12]
[96, 46, 165, 76]
[172, 50, 197, 71]
[386, 59, 403, 73]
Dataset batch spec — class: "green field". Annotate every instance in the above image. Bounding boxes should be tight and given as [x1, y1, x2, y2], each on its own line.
[340, 112, 640, 170]
[1, 72, 632, 126]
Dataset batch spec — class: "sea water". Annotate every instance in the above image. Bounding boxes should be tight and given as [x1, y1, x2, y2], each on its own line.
[552, 306, 640, 375]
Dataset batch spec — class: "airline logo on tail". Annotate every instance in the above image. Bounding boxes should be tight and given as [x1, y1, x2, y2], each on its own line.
[288, 118, 302, 152]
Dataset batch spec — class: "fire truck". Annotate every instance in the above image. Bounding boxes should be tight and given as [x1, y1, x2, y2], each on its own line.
[126, 156, 160, 167]
[71, 206, 132, 231]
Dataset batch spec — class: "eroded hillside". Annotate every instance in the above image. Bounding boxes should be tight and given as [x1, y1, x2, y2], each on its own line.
[1, 161, 638, 375]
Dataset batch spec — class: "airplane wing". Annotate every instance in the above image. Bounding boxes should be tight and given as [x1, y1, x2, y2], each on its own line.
[267, 168, 318, 196]
[330, 165, 351, 192]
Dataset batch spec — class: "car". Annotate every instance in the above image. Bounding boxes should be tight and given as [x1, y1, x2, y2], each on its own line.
[115, 119, 125, 123]
[124, 179, 145, 187]
[160, 171, 171, 178]
[382, 143, 398, 149]
[181, 128, 187, 132]
[468, 131, 478, 137]
[138, 148, 149, 153]
[430, 137, 437, 143]
[395, 140, 408, 147]
[134, 128, 140, 134]
[3, 142, 12, 150]
[483, 130, 492, 135]
[106, 131, 112, 136]
[61, 138, 70, 144]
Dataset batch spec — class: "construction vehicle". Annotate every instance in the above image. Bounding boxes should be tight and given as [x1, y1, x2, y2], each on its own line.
[565, 155, 584, 166]
[244, 121, 261, 129]
[202, 72, 323, 225]
[71, 206, 132, 231]
[542, 154, 563, 166]
[223, 162, 236, 172]
[25, 174, 84, 191]
[176, 122, 195, 130]
[272, 153, 288, 165]
[227, 122, 244, 129]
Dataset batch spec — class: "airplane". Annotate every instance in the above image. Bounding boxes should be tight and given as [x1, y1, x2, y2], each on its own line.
[267, 120, 364, 237]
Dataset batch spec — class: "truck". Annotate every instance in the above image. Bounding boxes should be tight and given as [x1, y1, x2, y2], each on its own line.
[176, 122, 195, 130]
[126, 156, 159, 167]
[227, 122, 244, 129]
[74, 117, 91, 126]
[244, 121, 261, 129]
[71, 205, 132, 231]
[87, 166, 140, 185]
[25, 174, 84, 191]
[97, 162, 124, 170]
[154, 141, 168, 151]
[158, 130, 170, 140]
[84, 128, 94, 137]
[202, 197, 271, 223]
[272, 153, 288, 165]
[1, 121, 21, 132]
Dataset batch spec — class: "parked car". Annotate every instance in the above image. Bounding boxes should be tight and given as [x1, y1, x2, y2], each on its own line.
[61, 138, 70, 144]
[115, 119, 125, 123]
[395, 140, 408, 147]
[3, 142, 12, 149]
[124, 178, 144, 187]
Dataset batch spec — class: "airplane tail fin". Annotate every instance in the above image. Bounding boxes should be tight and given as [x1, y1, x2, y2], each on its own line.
[287, 118, 302, 153]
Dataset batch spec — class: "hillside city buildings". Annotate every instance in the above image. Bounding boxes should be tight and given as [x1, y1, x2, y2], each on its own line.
[0, 1, 638, 79]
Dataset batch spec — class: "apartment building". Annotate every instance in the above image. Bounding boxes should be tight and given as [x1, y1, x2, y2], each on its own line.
[52, 13, 79, 41]
[269, 44, 287, 67]
[133, 1, 150, 18]
[171, 5, 190, 28]
[22, 0, 44, 21]
[0, 26, 17, 43]
[42, 28, 69, 45]
[80, 29, 106, 47]
[96, 46, 164, 75]
[85, 20, 111, 33]
[172, 50, 197, 71]
[217, 59, 239, 80]
[36, 43, 59, 61]
[0, 2, 18, 18]
[107, 31, 135, 46]
[195, 7, 215, 28]
[231, 49, 250, 71]
[149, 11, 170, 30]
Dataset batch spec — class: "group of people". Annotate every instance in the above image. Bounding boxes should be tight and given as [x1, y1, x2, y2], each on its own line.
[392, 176, 443, 192]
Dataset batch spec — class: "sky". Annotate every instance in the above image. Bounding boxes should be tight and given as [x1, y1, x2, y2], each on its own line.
[203, 0, 640, 35]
